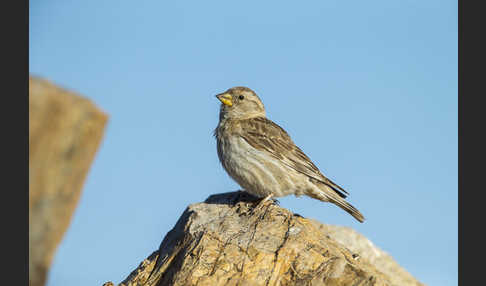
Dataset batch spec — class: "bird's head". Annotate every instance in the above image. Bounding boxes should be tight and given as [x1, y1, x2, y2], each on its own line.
[215, 87, 265, 120]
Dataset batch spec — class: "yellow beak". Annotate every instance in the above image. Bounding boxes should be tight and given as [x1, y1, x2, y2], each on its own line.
[216, 93, 233, 107]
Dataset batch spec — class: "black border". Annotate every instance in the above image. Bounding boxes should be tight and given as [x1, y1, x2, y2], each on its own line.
[458, 0, 480, 285]
[6, 0, 29, 284]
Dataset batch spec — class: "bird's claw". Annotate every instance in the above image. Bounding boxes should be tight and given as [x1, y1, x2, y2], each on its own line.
[253, 194, 275, 212]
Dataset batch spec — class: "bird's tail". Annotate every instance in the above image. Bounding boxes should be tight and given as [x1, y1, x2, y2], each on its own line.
[308, 185, 365, 223]
[329, 195, 365, 223]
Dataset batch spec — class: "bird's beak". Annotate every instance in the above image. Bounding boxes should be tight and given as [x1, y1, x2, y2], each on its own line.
[216, 93, 233, 107]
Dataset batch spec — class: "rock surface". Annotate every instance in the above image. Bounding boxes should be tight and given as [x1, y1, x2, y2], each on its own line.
[317, 225, 422, 286]
[29, 76, 108, 286]
[107, 191, 424, 286]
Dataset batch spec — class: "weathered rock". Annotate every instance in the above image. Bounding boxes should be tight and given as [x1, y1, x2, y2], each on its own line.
[317, 224, 422, 286]
[29, 76, 108, 286]
[107, 191, 424, 286]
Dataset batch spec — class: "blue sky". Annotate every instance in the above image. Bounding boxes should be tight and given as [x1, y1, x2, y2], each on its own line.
[30, 1, 457, 285]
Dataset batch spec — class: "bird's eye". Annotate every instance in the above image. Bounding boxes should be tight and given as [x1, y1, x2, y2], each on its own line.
[239, 95, 245, 100]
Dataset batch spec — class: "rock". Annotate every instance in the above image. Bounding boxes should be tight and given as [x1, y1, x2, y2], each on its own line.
[107, 191, 424, 286]
[29, 76, 108, 286]
[317, 224, 423, 286]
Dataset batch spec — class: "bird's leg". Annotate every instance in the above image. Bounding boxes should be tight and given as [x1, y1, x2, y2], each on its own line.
[253, 194, 274, 211]
[260, 193, 273, 204]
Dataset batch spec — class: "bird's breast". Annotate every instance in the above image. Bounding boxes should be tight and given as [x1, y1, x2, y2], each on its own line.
[217, 134, 300, 198]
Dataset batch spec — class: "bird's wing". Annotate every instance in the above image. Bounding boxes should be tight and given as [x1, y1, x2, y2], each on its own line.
[238, 117, 349, 198]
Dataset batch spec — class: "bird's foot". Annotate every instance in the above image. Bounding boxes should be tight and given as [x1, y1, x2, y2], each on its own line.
[253, 194, 275, 212]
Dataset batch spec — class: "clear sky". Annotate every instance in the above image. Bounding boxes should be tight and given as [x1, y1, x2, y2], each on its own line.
[30, 1, 457, 285]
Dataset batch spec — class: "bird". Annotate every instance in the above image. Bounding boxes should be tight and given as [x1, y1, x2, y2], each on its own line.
[214, 86, 365, 223]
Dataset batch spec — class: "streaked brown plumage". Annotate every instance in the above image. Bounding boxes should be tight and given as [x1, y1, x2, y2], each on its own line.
[214, 87, 365, 222]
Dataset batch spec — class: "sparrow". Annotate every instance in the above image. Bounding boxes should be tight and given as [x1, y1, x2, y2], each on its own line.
[214, 87, 365, 223]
